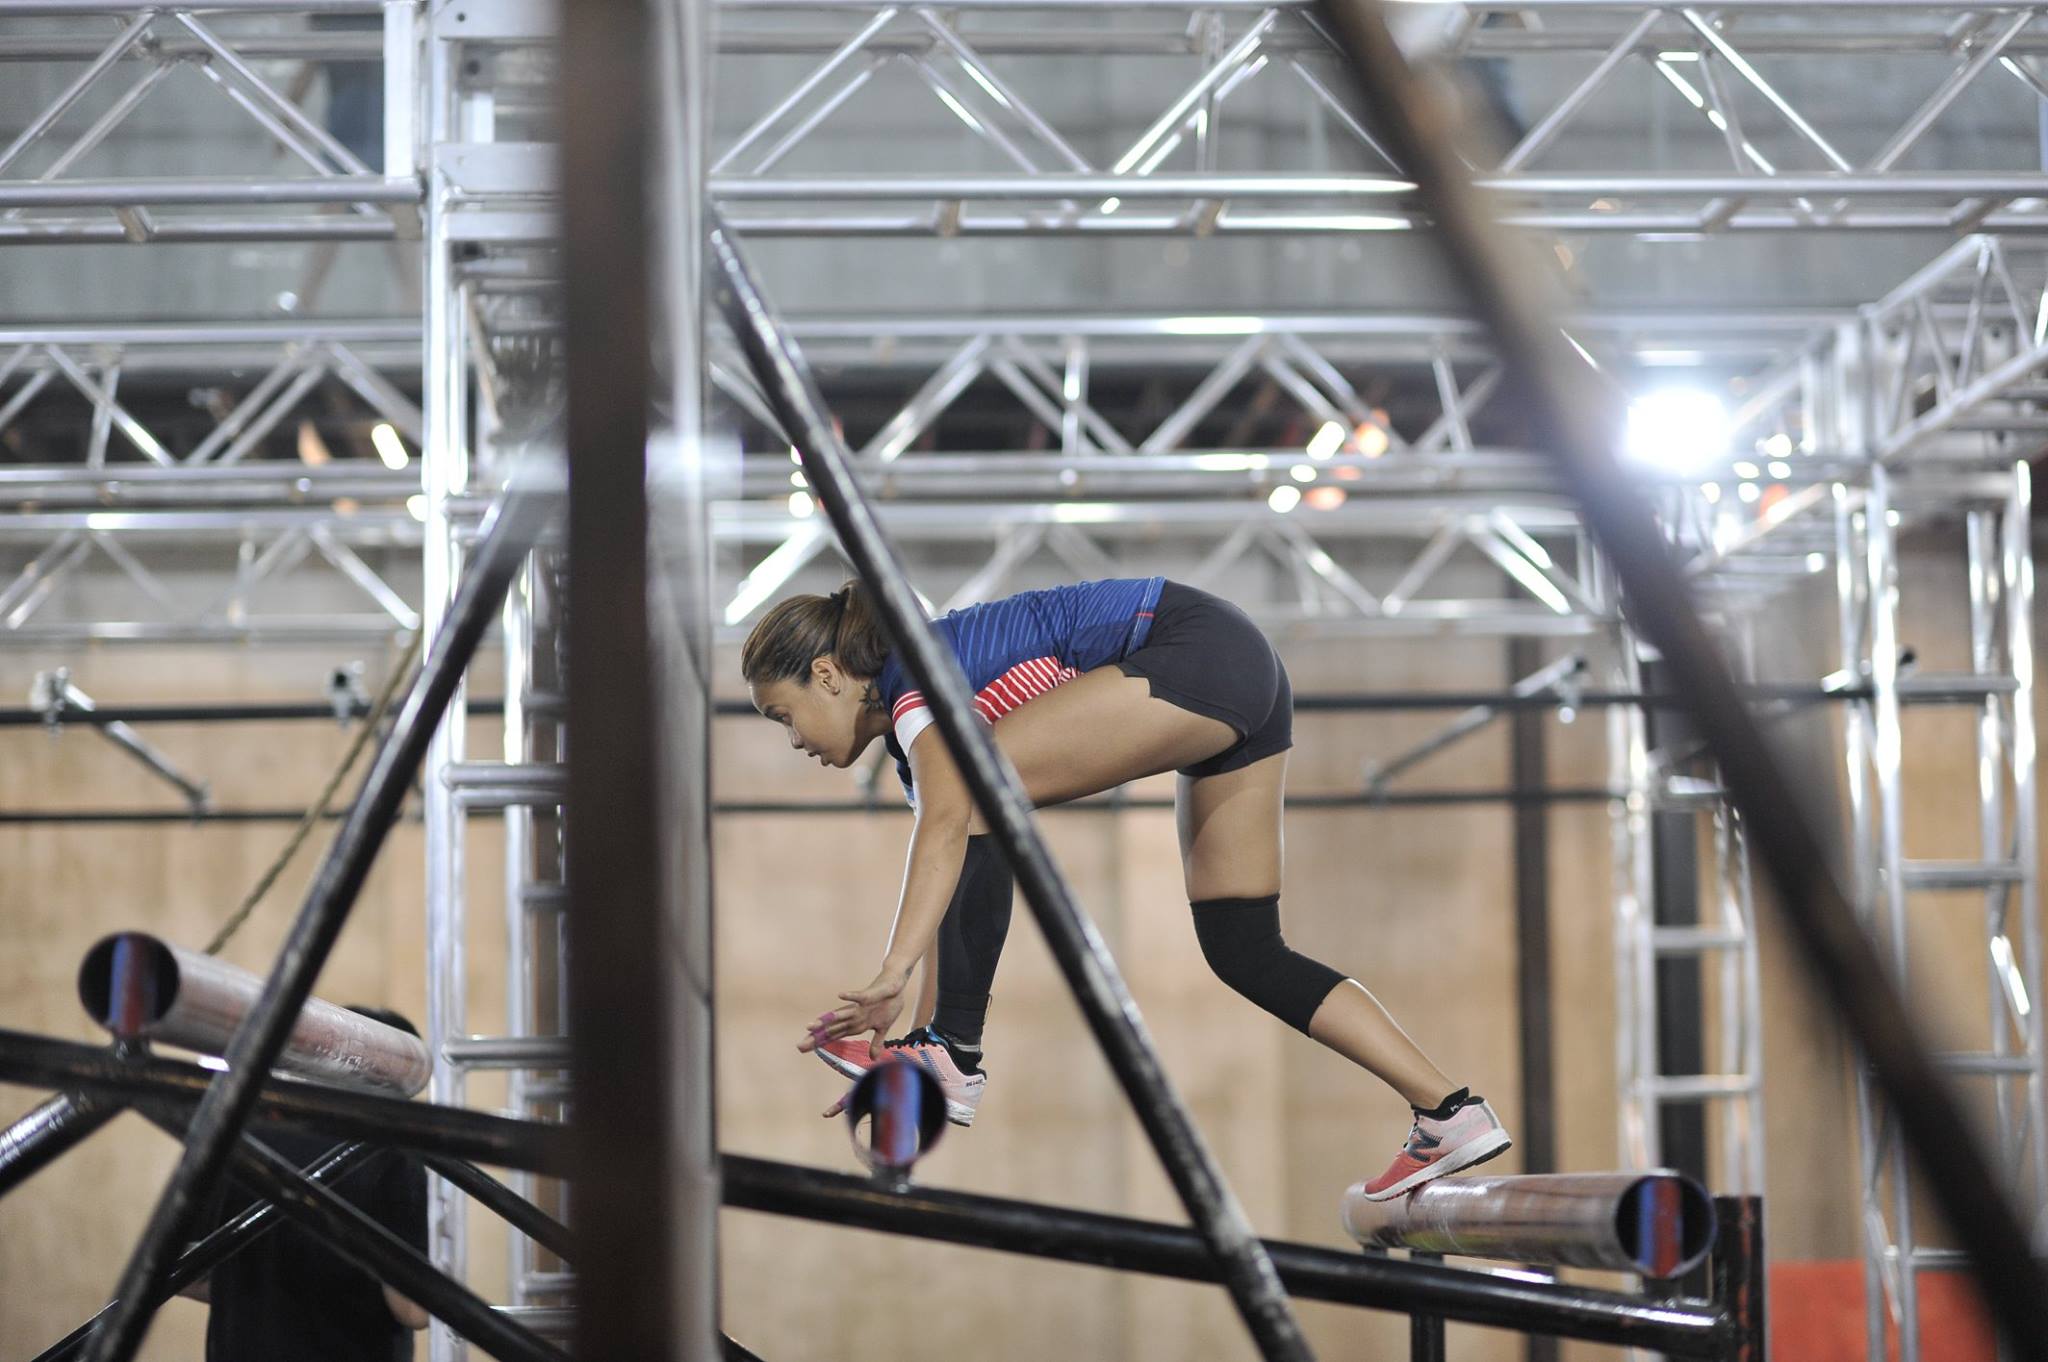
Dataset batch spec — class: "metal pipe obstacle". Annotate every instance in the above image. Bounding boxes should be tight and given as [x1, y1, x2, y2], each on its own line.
[78, 934, 431, 1096]
[1341, 1171, 1715, 1279]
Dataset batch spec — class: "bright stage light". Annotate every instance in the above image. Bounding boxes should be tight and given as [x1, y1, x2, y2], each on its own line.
[1306, 421, 1345, 460]
[371, 422, 409, 470]
[1624, 388, 1729, 474]
[1267, 485, 1301, 513]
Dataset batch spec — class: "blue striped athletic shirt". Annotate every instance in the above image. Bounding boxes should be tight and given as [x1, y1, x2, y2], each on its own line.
[875, 576, 1167, 804]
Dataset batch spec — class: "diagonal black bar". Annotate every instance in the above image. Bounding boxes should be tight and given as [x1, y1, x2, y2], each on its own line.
[83, 484, 558, 1362]
[722, 1335, 767, 1362]
[32, 1141, 382, 1362]
[722, 1156, 1729, 1356]
[0, 1028, 568, 1176]
[1307, 3, 2048, 1356]
[422, 1156, 576, 1262]
[712, 209, 1311, 1362]
[0, 1093, 120, 1199]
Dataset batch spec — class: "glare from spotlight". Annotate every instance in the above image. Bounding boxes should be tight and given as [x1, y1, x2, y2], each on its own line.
[791, 470, 807, 488]
[1306, 421, 1345, 460]
[406, 494, 428, 522]
[789, 446, 802, 464]
[1268, 485, 1301, 513]
[1701, 482, 1722, 504]
[1887, 509, 1902, 527]
[1305, 486, 1347, 511]
[1625, 389, 1729, 473]
[1291, 464, 1317, 483]
[1354, 421, 1390, 458]
[371, 422, 409, 470]
[1806, 553, 1827, 572]
[789, 491, 815, 519]
[1767, 460, 1791, 480]
[1761, 432, 1793, 458]
[1731, 460, 1760, 480]
[1737, 482, 1761, 504]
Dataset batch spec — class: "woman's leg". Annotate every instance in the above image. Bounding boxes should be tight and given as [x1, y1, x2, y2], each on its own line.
[1177, 753, 1458, 1110]
[914, 669, 1230, 1050]
[973, 665, 1241, 823]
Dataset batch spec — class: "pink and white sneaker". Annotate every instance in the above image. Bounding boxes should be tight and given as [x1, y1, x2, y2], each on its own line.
[815, 1026, 987, 1127]
[1359, 1091, 1512, 1200]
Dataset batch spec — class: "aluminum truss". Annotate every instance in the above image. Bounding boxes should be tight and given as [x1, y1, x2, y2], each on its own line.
[1308, 2, 2048, 1353]
[0, 0, 418, 245]
[1834, 461, 2047, 1362]
[1608, 637, 1767, 1203]
[707, 0, 2048, 237]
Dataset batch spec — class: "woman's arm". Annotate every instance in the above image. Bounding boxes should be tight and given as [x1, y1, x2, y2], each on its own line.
[799, 726, 975, 1055]
[383, 1286, 430, 1330]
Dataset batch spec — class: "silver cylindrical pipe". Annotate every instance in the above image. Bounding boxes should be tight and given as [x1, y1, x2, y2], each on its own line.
[1340, 1171, 1715, 1280]
[77, 932, 430, 1096]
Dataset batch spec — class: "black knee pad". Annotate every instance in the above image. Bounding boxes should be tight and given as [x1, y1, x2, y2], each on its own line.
[1189, 894, 1346, 1035]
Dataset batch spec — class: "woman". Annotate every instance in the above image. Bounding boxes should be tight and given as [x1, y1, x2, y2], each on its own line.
[742, 576, 1510, 1200]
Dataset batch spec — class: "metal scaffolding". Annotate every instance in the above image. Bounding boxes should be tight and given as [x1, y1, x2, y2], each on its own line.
[6, 0, 2048, 1357]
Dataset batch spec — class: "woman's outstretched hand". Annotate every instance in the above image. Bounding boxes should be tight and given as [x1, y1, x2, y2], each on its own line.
[796, 964, 911, 1060]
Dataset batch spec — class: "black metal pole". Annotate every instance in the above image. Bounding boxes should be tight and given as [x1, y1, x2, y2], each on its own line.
[422, 1156, 575, 1262]
[0, 786, 1624, 825]
[1710, 1196, 1766, 1362]
[709, 214, 1312, 1362]
[722, 1155, 1730, 1356]
[1508, 639, 1558, 1362]
[0, 1093, 119, 1199]
[31, 1141, 382, 1362]
[0, 700, 508, 726]
[1409, 1251, 1447, 1362]
[0, 1028, 568, 1175]
[561, 0, 689, 1348]
[704, 685, 1876, 719]
[1309, 3, 2048, 1354]
[81, 483, 555, 1362]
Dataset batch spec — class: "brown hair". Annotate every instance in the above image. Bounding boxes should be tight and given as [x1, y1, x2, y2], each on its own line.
[740, 578, 893, 687]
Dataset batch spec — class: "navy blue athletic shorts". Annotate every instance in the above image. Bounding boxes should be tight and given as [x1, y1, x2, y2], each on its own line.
[1116, 580, 1293, 778]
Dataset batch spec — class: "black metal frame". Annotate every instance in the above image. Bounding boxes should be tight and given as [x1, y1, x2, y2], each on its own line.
[30, 1139, 383, 1362]
[723, 1155, 1743, 1357]
[0, 0, 2030, 1353]
[0, 1030, 568, 1174]
[64, 483, 552, 1362]
[1308, 1, 2048, 1354]
[0, 1093, 119, 1198]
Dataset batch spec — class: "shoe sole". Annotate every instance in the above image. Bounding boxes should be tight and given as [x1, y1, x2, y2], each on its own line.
[1360, 1129, 1513, 1201]
[815, 1047, 979, 1127]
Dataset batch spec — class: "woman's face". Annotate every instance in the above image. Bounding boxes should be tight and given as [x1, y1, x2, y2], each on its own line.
[748, 656, 872, 769]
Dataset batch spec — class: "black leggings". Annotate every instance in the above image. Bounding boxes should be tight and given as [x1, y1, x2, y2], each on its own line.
[932, 834, 1014, 1048]
[932, 841, 1348, 1046]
